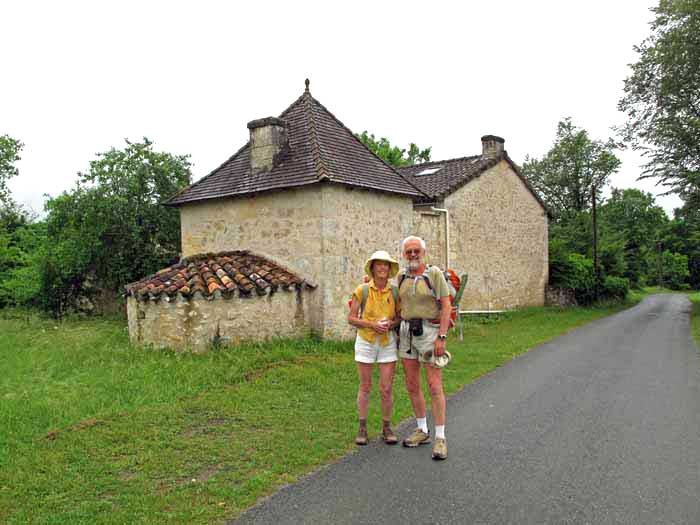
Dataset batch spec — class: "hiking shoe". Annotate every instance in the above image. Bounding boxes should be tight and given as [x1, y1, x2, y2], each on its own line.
[382, 425, 398, 445]
[402, 428, 431, 447]
[355, 427, 368, 446]
[432, 438, 448, 460]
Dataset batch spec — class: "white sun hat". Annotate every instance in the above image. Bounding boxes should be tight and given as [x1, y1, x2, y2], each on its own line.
[364, 250, 400, 279]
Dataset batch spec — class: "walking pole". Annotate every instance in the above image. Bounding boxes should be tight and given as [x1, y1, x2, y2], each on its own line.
[454, 273, 468, 341]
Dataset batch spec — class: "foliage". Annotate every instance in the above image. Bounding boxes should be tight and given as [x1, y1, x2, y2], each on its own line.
[654, 250, 690, 289]
[599, 188, 669, 288]
[0, 222, 46, 308]
[549, 251, 596, 304]
[356, 131, 431, 167]
[522, 118, 621, 219]
[662, 204, 700, 288]
[601, 275, 630, 300]
[41, 138, 191, 316]
[0, 138, 46, 308]
[618, 0, 700, 202]
[0, 135, 23, 206]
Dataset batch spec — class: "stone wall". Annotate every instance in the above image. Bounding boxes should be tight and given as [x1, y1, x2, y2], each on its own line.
[179, 183, 414, 339]
[127, 287, 312, 351]
[180, 186, 324, 331]
[412, 206, 447, 268]
[441, 160, 548, 310]
[319, 184, 414, 339]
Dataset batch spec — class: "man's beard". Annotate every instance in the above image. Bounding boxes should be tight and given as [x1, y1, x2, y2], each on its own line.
[408, 260, 420, 271]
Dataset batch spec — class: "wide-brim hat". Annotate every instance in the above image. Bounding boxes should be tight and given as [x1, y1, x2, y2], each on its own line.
[364, 250, 400, 278]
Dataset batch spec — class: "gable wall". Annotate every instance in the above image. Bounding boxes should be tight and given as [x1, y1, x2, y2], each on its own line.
[319, 184, 414, 339]
[443, 160, 548, 309]
[412, 206, 447, 268]
[179, 186, 325, 331]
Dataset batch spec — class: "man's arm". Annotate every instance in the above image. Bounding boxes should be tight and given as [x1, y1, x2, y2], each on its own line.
[435, 296, 451, 356]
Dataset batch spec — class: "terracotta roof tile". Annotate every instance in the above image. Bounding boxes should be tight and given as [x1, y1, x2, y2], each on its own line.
[166, 88, 425, 205]
[125, 250, 314, 301]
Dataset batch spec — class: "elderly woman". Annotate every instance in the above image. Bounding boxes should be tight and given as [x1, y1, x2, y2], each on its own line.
[347, 250, 401, 446]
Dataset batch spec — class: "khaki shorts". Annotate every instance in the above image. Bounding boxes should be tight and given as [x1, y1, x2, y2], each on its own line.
[355, 332, 398, 364]
[399, 320, 439, 365]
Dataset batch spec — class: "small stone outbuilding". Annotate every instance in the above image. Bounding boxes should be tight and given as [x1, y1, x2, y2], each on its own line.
[125, 251, 315, 350]
[127, 80, 548, 349]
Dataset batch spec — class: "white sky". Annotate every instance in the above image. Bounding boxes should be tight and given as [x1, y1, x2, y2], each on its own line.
[1, 0, 683, 217]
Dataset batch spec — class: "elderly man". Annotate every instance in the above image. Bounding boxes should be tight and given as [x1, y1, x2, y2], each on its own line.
[397, 235, 451, 460]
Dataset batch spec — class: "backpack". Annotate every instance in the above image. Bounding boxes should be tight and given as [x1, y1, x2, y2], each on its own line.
[348, 282, 400, 319]
[398, 266, 461, 329]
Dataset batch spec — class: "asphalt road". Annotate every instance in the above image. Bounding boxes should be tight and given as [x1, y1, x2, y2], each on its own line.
[233, 295, 700, 524]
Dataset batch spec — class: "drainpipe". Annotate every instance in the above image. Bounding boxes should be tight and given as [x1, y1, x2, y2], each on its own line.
[431, 207, 449, 270]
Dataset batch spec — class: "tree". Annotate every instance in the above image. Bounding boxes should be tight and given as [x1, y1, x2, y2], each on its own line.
[42, 138, 192, 315]
[356, 131, 431, 167]
[0, 135, 23, 206]
[522, 118, 621, 219]
[661, 203, 700, 287]
[599, 188, 669, 287]
[618, 0, 700, 203]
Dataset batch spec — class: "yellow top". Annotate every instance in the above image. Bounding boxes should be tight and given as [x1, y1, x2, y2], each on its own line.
[353, 280, 398, 345]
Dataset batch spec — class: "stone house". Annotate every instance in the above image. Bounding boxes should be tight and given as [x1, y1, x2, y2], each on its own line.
[125, 81, 548, 349]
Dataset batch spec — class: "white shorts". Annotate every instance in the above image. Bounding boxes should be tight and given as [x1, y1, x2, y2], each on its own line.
[354, 332, 398, 364]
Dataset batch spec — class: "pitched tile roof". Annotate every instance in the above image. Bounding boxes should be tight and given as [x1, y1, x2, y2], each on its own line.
[125, 251, 314, 301]
[399, 155, 498, 200]
[167, 86, 425, 205]
[398, 153, 547, 211]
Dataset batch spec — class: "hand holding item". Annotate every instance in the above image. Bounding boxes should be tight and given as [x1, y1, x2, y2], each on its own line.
[434, 337, 446, 356]
[375, 317, 390, 334]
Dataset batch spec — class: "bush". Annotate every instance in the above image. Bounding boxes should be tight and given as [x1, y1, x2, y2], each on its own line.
[549, 251, 596, 304]
[660, 251, 690, 290]
[601, 275, 629, 300]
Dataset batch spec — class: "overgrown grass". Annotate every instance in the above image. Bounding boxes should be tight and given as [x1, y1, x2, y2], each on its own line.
[688, 291, 700, 347]
[0, 295, 648, 523]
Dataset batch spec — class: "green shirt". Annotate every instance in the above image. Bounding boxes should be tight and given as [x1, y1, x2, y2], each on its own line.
[398, 266, 450, 320]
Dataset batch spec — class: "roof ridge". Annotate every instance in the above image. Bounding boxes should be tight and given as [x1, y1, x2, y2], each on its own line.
[397, 154, 482, 170]
[306, 94, 427, 198]
[303, 93, 331, 181]
[167, 92, 309, 206]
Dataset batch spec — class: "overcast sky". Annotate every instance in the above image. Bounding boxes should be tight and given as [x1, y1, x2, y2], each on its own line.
[1, 0, 682, 217]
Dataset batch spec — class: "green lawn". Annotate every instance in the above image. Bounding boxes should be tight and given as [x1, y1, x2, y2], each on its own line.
[0, 293, 673, 524]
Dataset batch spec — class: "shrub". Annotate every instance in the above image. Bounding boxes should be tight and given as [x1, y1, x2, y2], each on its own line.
[601, 275, 629, 300]
[660, 251, 690, 290]
[550, 251, 596, 304]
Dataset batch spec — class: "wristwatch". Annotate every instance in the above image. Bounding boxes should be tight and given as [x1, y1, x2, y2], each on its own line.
[437, 334, 447, 340]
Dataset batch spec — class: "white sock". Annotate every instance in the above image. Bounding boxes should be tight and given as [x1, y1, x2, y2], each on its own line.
[435, 425, 445, 439]
[416, 417, 428, 433]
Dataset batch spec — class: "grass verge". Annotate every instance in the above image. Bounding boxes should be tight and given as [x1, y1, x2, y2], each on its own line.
[688, 291, 700, 347]
[0, 296, 645, 523]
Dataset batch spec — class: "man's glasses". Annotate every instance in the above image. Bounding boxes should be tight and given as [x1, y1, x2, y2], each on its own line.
[404, 249, 422, 255]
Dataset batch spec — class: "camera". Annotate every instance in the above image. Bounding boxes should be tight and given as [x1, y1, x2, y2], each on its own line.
[408, 318, 423, 337]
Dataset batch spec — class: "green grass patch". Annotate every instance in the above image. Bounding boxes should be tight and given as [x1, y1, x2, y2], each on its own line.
[0, 296, 644, 523]
[688, 291, 700, 347]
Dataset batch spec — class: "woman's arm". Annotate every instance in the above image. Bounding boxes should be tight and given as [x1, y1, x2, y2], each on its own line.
[348, 297, 388, 333]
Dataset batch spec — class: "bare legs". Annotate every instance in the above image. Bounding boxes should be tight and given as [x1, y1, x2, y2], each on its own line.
[401, 358, 445, 426]
[356, 361, 396, 421]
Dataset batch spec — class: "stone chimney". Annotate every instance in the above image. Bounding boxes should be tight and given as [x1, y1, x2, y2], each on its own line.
[247, 117, 289, 173]
[481, 135, 505, 159]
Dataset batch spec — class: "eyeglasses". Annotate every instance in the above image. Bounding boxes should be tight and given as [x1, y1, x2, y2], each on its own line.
[404, 249, 422, 255]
